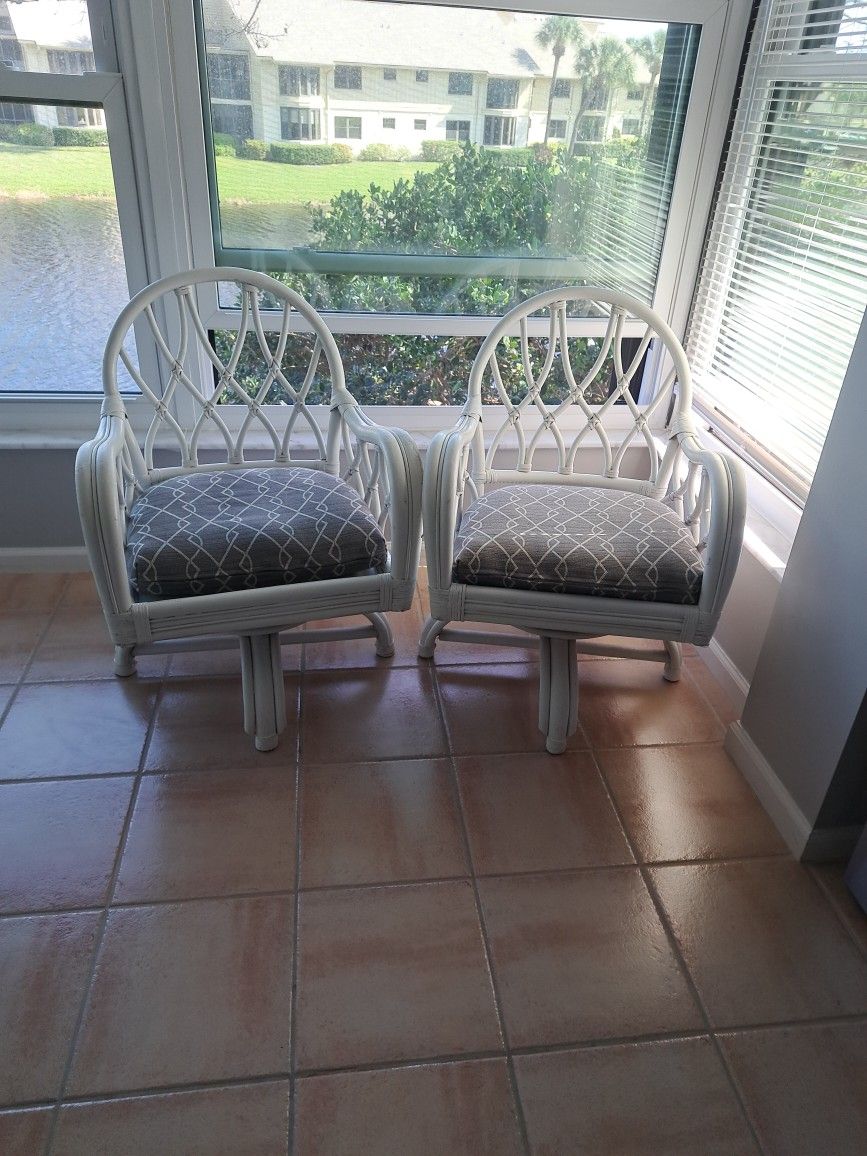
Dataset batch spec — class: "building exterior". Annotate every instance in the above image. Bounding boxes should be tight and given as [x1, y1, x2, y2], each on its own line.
[201, 0, 652, 153]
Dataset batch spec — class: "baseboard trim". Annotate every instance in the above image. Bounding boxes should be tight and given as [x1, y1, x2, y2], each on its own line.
[725, 722, 812, 858]
[0, 547, 89, 572]
[697, 638, 750, 717]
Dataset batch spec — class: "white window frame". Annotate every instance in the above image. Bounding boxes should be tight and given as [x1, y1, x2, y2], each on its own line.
[1, 0, 752, 445]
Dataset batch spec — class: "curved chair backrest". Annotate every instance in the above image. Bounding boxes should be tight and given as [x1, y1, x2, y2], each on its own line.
[466, 286, 693, 492]
[103, 267, 348, 480]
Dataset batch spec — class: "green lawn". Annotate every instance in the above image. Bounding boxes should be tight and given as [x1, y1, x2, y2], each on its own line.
[0, 142, 437, 203]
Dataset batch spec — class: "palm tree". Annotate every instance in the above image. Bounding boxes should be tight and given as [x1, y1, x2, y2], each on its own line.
[627, 29, 667, 135]
[569, 37, 636, 156]
[535, 15, 586, 145]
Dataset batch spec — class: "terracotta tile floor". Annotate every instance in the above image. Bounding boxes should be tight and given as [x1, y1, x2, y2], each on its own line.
[1, 570, 866, 1156]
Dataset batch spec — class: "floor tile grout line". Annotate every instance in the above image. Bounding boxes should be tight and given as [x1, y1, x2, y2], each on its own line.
[804, 864, 867, 966]
[0, 574, 72, 732]
[42, 675, 167, 1156]
[590, 748, 769, 1156]
[429, 662, 533, 1156]
[286, 643, 306, 1156]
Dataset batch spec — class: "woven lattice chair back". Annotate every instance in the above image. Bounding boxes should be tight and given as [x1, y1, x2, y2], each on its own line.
[103, 266, 344, 481]
[465, 286, 693, 498]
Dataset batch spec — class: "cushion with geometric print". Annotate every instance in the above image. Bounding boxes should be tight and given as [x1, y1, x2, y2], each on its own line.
[452, 483, 703, 605]
[126, 466, 387, 598]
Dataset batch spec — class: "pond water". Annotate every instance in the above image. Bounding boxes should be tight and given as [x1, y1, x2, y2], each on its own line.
[0, 197, 132, 394]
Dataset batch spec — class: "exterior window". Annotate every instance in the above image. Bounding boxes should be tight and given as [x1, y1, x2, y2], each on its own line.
[627, 87, 643, 101]
[47, 50, 95, 74]
[0, 38, 23, 69]
[0, 100, 32, 122]
[621, 117, 640, 135]
[583, 84, 608, 112]
[415, 69, 428, 82]
[206, 53, 250, 101]
[56, 105, 103, 127]
[211, 103, 253, 140]
[334, 64, 362, 90]
[577, 116, 603, 141]
[281, 107, 321, 140]
[0, 11, 11, 34]
[448, 71, 473, 95]
[552, 78, 570, 99]
[382, 116, 396, 129]
[278, 65, 320, 96]
[548, 119, 566, 139]
[414, 118, 426, 130]
[445, 119, 470, 141]
[483, 115, 516, 145]
[486, 77, 518, 109]
[334, 115, 362, 139]
[383, 68, 396, 80]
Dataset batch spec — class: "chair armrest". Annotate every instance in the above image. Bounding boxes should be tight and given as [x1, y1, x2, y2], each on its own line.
[75, 414, 136, 618]
[422, 415, 480, 592]
[335, 401, 424, 600]
[677, 432, 747, 628]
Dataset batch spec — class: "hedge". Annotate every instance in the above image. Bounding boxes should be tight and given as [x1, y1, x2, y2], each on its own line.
[52, 126, 109, 147]
[239, 138, 268, 160]
[268, 142, 352, 165]
[213, 132, 237, 157]
[484, 146, 535, 167]
[0, 123, 54, 147]
[358, 142, 411, 162]
[420, 139, 462, 162]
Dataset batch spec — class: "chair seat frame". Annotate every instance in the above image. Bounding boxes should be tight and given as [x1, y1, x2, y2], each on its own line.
[419, 286, 746, 753]
[77, 267, 422, 751]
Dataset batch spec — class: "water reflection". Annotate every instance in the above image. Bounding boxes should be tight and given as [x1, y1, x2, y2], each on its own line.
[0, 198, 131, 393]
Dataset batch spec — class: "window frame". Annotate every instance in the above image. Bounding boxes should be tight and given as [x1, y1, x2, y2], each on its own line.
[1, 0, 753, 444]
[334, 114, 362, 139]
[448, 70, 474, 95]
[333, 63, 362, 90]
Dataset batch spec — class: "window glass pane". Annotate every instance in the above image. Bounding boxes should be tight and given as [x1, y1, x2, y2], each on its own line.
[200, 1, 698, 317]
[0, 101, 137, 394]
[0, 1, 99, 74]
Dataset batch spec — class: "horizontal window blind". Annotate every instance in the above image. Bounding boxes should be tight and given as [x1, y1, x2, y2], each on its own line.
[688, 0, 867, 500]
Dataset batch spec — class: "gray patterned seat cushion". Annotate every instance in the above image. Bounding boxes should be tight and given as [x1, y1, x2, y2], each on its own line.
[126, 467, 387, 599]
[452, 484, 703, 605]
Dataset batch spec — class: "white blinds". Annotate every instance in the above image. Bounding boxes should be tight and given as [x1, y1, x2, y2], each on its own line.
[688, 1, 867, 500]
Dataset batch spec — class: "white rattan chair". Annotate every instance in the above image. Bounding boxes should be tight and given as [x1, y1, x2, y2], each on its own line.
[76, 267, 421, 751]
[420, 286, 746, 753]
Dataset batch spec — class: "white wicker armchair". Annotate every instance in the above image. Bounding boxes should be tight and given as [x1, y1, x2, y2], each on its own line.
[76, 267, 422, 751]
[420, 286, 746, 754]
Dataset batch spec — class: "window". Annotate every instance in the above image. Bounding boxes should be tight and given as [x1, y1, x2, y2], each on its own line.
[415, 69, 429, 82]
[0, 100, 32, 123]
[281, 106, 320, 140]
[414, 118, 426, 130]
[47, 50, 95, 74]
[627, 87, 644, 102]
[278, 65, 320, 96]
[211, 102, 253, 139]
[583, 84, 608, 111]
[446, 119, 470, 141]
[334, 115, 362, 139]
[0, 38, 23, 69]
[486, 77, 518, 109]
[483, 114, 516, 145]
[552, 79, 571, 99]
[548, 119, 566, 138]
[448, 71, 473, 95]
[577, 116, 603, 141]
[383, 116, 396, 128]
[334, 64, 362, 90]
[622, 117, 640, 135]
[383, 68, 397, 80]
[206, 53, 250, 100]
[56, 105, 104, 128]
[688, 0, 867, 499]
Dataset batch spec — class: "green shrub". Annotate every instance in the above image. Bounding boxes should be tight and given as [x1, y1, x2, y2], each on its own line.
[358, 142, 411, 162]
[0, 123, 54, 147]
[213, 132, 237, 156]
[268, 142, 352, 165]
[52, 126, 108, 147]
[239, 137, 267, 160]
[484, 146, 535, 168]
[420, 139, 462, 163]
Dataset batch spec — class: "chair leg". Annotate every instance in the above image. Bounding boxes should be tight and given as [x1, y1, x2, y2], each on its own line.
[539, 636, 579, 755]
[418, 616, 448, 659]
[663, 640, 683, 682]
[239, 632, 287, 752]
[366, 612, 395, 658]
[113, 645, 136, 677]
